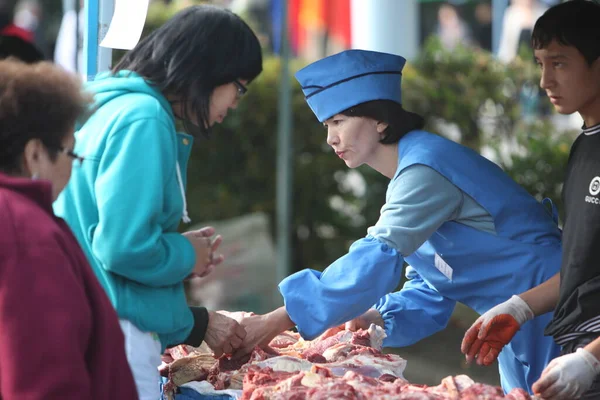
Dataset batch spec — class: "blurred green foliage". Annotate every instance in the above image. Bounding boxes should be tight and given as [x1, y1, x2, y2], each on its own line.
[113, 5, 576, 275]
[402, 37, 575, 223]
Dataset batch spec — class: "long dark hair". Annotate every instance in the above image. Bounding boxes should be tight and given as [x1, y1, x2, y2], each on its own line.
[341, 100, 424, 144]
[113, 5, 263, 136]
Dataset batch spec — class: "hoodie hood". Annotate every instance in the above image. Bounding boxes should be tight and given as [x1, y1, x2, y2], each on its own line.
[86, 70, 176, 123]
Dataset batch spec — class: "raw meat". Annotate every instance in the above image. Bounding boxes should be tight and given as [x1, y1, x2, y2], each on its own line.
[253, 352, 406, 381]
[302, 330, 370, 363]
[160, 324, 528, 400]
[269, 331, 301, 349]
[240, 369, 532, 400]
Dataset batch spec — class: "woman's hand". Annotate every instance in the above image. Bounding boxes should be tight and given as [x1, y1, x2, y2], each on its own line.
[203, 311, 247, 358]
[345, 308, 384, 331]
[232, 307, 295, 360]
[183, 226, 224, 278]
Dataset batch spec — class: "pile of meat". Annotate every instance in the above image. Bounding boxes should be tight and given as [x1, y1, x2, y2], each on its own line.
[242, 369, 532, 400]
[160, 324, 532, 400]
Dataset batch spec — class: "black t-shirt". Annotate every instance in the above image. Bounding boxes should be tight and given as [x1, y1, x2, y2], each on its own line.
[546, 124, 600, 344]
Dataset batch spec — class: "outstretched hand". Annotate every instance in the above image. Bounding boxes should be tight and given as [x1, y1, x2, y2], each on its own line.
[461, 296, 533, 366]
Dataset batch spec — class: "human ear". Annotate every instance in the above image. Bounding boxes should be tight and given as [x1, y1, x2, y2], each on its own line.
[376, 121, 389, 133]
[21, 139, 44, 178]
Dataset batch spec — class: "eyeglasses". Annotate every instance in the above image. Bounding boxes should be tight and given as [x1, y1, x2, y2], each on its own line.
[233, 80, 248, 99]
[57, 146, 85, 165]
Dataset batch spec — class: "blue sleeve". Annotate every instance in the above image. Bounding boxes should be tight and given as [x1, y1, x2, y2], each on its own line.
[374, 266, 456, 347]
[279, 236, 403, 340]
[368, 164, 463, 256]
[91, 118, 196, 287]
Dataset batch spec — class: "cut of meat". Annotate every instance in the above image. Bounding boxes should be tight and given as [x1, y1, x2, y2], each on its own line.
[252, 351, 406, 381]
[269, 331, 302, 349]
[160, 324, 528, 400]
[165, 354, 213, 386]
[254, 356, 315, 373]
[166, 344, 198, 360]
[300, 325, 384, 363]
[161, 325, 405, 396]
[459, 383, 504, 399]
[240, 368, 531, 400]
[302, 329, 370, 362]
[275, 324, 386, 361]
[324, 353, 407, 379]
[241, 367, 299, 400]
[506, 388, 533, 400]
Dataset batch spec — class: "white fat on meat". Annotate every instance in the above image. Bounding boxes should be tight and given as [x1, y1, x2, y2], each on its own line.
[325, 353, 407, 380]
[366, 323, 386, 350]
[252, 352, 407, 381]
[253, 356, 314, 373]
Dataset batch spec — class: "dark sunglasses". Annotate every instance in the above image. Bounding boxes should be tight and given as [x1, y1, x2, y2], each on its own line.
[234, 80, 248, 98]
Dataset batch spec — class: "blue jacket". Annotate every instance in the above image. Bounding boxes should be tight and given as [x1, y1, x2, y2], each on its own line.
[54, 71, 196, 350]
[279, 130, 562, 393]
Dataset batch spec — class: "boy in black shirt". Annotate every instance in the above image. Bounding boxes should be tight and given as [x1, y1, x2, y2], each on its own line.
[461, 1, 600, 399]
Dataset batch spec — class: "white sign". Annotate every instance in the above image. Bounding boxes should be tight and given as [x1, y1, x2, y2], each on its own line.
[100, 0, 149, 50]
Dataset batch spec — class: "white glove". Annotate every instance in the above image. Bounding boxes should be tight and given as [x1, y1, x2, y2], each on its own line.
[480, 295, 535, 327]
[533, 348, 600, 399]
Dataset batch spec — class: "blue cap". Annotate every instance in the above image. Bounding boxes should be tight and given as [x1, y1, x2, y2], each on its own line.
[295, 49, 406, 122]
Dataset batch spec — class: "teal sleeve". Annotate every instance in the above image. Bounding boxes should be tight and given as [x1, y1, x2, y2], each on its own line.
[368, 164, 463, 255]
[91, 118, 196, 287]
[374, 266, 456, 347]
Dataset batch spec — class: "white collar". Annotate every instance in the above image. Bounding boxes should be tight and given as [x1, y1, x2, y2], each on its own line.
[583, 123, 600, 136]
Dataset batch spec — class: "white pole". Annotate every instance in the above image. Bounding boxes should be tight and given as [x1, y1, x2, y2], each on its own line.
[97, 0, 114, 73]
[350, 0, 419, 60]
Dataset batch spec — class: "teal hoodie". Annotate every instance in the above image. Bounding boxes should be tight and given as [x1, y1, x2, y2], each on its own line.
[53, 71, 197, 350]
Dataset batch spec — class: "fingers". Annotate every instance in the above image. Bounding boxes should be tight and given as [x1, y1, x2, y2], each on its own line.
[345, 320, 358, 331]
[482, 347, 499, 366]
[533, 369, 560, 399]
[466, 337, 484, 364]
[231, 344, 253, 360]
[230, 335, 243, 349]
[222, 342, 234, 356]
[477, 319, 492, 339]
[211, 253, 225, 266]
[195, 226, 216, 237]
[198, 265, 214, 278]
[235, 323, 247, 341]
[211, 235, 223, 252]
[212, 347, 224, 359]
[476, 342, 499, 366]
[461, 325, 479, 354]
[190, 228, 219, 249]
[461, 321, 482, 359]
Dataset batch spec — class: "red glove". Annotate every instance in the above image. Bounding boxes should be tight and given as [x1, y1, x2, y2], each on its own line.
[461, 295, 534, 366]
[462, 314, 521, 365]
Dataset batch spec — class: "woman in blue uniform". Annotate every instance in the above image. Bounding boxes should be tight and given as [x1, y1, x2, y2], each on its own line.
[235, 49, 562, 394]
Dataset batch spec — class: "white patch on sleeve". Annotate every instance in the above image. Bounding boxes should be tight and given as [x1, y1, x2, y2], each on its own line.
[434, 253, 453, 281]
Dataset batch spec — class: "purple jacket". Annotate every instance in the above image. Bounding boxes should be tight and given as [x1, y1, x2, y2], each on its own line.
[0, 173, 137, 399]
